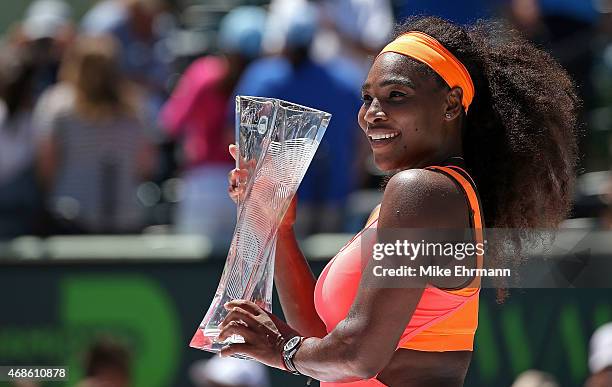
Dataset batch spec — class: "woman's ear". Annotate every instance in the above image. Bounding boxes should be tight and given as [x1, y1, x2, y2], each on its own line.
[444, 87, 464, 120]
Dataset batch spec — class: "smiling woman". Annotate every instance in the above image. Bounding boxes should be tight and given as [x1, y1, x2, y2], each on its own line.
[220, 16, 579, 387]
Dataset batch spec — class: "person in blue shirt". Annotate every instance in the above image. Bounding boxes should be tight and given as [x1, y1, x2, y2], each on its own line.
[234, 3, 363, 234]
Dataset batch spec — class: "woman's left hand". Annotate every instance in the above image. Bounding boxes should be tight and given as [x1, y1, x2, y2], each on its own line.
[218, 300, 301, 369]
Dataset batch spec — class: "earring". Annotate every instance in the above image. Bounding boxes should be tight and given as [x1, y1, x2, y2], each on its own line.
[445, 113, 453, 119]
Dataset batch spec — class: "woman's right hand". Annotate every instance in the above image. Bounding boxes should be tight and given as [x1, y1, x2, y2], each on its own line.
[228, 144, 297, 230]
[227, 144, 248, 204]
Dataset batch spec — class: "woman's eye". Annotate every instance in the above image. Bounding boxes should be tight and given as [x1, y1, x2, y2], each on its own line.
[389, 91, 406, 99]
[361, 94, 372, 103]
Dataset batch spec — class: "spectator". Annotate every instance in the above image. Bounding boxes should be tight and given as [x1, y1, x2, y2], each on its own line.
[505, 0, 548, 43]
[81, 0, 127, 35]
[0, 46, 42, 238]
[11, 382, 40, 387]
[599, 176, 612, 229]
[159, 6, 266, 246]
[189, 356, 269, 387]
[506, 0, 596, 96]
[589, 1, 612, 170]
[234, 2, 363, 234]
[511, 370, 559, 387]
[37, 35, 156, 234]
[13, 0, 75, 99]
[314, 0, 394, 77]
[76, 338, 132, 387]
[82, 0, 172, 123]
[506, 0, 598, 170]
[585, 322, 612, 387]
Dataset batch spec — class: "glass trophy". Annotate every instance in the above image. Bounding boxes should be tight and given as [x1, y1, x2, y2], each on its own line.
[190, 96, 331, 354]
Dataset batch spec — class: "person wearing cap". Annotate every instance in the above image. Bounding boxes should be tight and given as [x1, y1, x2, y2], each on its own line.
[585, 322, 612, 387]
[233, 2, 363, 235]
[189, 356, 270, 387]
[511, 370, 559, 387]
[11, 0, 74, 99]
[76, 338, 132, 387]
[158, 6, 267, 247]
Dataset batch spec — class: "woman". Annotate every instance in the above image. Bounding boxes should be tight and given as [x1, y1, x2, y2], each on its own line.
[218, 16, 578, 386]
[37, 35, 156, 234]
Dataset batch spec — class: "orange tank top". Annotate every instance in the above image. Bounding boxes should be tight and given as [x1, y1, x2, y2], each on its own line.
[313, 165, 485, 387]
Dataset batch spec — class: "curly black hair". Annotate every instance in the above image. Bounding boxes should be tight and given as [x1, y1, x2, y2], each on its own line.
[393, 17, 580, 233]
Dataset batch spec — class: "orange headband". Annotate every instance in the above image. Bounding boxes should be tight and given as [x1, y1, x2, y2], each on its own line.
[378, 31, 475, 112]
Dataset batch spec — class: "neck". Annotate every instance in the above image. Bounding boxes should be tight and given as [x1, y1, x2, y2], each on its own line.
[413, 154, 463, 170]
[430, 123, 464, 166]
[415, 141, 464, 169]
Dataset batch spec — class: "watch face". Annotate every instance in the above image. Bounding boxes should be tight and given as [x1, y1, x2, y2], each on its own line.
[284, 336, 301, 351]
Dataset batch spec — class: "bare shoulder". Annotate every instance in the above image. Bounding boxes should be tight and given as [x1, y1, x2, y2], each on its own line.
[379, 168, 469, 229]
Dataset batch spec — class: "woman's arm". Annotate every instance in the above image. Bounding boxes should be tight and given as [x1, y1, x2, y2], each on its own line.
[218, 168, 470, 381]
[274, 224, 328, 338]
[219, 170, 468, 382]
[290, 168, 471, 381]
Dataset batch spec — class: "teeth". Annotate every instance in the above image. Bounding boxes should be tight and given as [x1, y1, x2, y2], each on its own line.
[369, 132, 399, 140]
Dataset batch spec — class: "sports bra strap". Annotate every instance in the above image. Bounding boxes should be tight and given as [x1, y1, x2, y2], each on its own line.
[424, 165, 485, 288]
[425, 166, 483, 229]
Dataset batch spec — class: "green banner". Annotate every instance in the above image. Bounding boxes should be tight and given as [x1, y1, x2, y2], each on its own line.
[0, 261, 610, 387]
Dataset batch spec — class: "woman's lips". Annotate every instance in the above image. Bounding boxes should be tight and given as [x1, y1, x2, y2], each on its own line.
[367, 131, 401, 148]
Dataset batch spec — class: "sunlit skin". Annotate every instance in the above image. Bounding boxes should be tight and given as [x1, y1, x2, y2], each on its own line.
[220, 52, 475, 386]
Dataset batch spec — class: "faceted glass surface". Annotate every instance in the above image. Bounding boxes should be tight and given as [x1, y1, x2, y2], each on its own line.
[190, 96, 330, 354]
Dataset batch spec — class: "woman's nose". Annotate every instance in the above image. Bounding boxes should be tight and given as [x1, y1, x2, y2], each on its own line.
[364, 99, 388, 123]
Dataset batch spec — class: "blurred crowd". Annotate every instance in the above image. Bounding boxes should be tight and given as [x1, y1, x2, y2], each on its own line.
[0, 0, 611, 245]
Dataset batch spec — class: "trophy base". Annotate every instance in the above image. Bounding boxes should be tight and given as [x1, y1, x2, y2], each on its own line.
[189, 327, 253, 360]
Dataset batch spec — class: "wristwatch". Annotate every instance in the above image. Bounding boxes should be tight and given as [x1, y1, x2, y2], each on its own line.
[282, 336, 305, 375]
